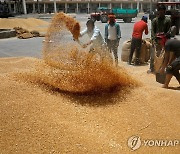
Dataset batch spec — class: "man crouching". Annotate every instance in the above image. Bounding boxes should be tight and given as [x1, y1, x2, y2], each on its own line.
[160, 39, 180, 88]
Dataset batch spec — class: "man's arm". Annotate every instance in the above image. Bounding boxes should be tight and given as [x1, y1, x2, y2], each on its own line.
[104, 24, 108, 42]
[166, 18, 171, 33]
[116, 23, 121, 39]
[162, 52, 170, 68]
[168, 52, 175, 64]
[165, 18, 172, 38]
[144, 24, 148, 35]
[80, 28, 87, 37]
[82, 28, 100, 48]
[160, 51, 170, 73]
[90, 27, 100, 41]
[151, 18, 156, 41]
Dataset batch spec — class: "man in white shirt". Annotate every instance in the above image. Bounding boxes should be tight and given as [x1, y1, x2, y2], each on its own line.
[80, 19, 105, 52]
[105, 14, 121, 65]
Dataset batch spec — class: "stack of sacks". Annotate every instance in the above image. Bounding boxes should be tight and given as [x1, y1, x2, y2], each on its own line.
[13, 27, 45, 39]
[121, 39, 152, 63]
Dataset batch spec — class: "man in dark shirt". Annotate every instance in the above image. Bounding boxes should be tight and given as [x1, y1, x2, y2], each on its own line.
[160, 39, 180, 88]
[148, 4, 171, 73]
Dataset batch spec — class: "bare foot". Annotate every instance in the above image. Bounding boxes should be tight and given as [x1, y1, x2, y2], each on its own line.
[147, 69, 155, 74]
[162, 84, 168, 88]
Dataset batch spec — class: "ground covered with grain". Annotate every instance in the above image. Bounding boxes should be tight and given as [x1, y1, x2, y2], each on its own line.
[0, 57, 179, 153]
[0, 18, 49, 33]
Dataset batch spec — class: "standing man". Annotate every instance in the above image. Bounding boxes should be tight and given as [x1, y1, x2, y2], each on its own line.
[159, 39, 180, 88]
[148, 4, 171, 73]
[80, 19, 105, 52]
[128, 16, 148, 65]
[105, 13, 121, 65]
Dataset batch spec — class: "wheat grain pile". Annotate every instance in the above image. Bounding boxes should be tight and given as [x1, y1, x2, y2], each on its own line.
[0, 18, 49, 33]
[0, 13, 179, 153]
[0, 57, 179, 153]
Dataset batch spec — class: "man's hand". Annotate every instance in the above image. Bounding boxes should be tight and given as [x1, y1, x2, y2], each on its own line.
[82, 44, 88, 48]
[159, 67, 165, 74]
[82, 41, 92, 48]
[116, 39, 120, 47]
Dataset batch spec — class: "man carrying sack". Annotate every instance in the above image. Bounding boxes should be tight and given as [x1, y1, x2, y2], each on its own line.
[148, 4, 171, 73]
[128, 16, 148, 65]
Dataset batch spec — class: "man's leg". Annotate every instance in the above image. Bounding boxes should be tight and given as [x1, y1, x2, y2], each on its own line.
[128, 38, 136, 65]
[163, 74, 173, 88]
[107, 39, 112, 53]
[112, 41, 118, 65]
[173, 70, 180, 85]
[164, 57, 180, 88]
[172, 61, 180, 85]
[135, 39, 142, 65]
[148, 44, 155, 73]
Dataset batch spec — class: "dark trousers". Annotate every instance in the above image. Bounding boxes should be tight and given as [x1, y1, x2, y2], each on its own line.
[166, 56, 180, 82]
[107, 39, 119, 64]
[129, 37, 142, 64]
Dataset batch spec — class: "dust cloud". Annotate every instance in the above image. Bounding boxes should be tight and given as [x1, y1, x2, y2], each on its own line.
[17, 12, 138, 94]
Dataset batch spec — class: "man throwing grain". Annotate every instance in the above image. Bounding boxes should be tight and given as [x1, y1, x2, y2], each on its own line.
[79, 19, 105, 52]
